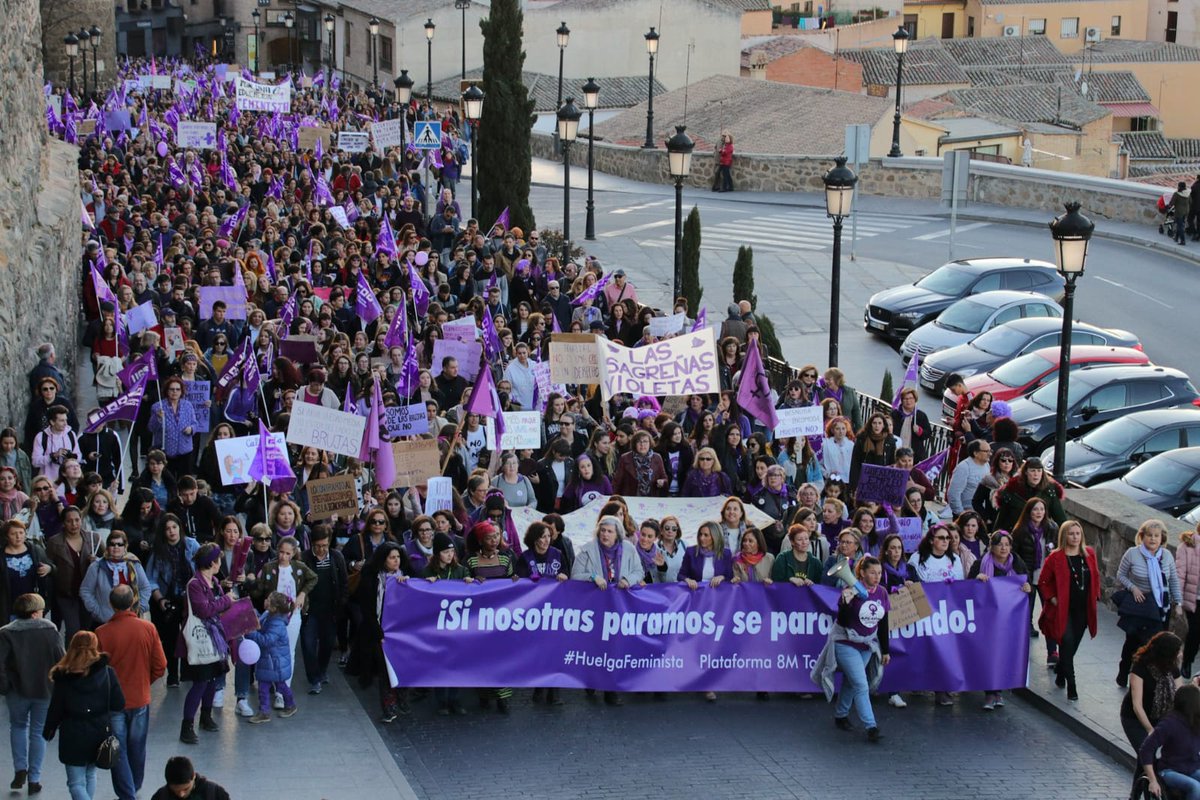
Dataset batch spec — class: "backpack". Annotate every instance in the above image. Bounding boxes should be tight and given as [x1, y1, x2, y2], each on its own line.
[40, 429, 77, 458]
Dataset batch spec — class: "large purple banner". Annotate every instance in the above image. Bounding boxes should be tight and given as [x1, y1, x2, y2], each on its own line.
[382, 578, 1031, 693]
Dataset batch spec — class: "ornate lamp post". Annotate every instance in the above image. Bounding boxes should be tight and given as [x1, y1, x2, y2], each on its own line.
[888, 26, 910, 158]
[642, 27, 659, 149]
[1048, 202, 1095, 483]
[557, 97, 582, 265]
[369, 17, 380, 91]
[463, 84, 484, 222]
[666, 126, 695, 300]
[251, 9, 260, 73]
[553, 21, 570, 154]
[284, 12, 295, 74]
[393, 69, 414, 155]
[582, 77, 599, 240]
[324, 14, 335, 91]
[65, 32, 79, 97]
[455, 0, 470, 80]
[822, 157, 858, 368]
[89, 26, 101, 95]
[424, 18, 436, 113]
[77, 28, 90, 98]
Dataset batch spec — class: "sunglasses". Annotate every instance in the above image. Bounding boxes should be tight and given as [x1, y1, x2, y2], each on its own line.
[934, 535, 950, 541]
[108, 542, 127, 548]
[254, 536, 273, 542]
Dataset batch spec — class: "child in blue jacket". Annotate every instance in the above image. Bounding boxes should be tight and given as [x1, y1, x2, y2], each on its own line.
[245, 592, 297, 723]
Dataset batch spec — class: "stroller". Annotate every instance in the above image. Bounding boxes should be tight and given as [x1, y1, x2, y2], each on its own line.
[1157, 191, 1176, 236]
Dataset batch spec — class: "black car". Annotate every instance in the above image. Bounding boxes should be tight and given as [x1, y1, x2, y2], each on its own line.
[1040, 408, 1200, 486]
[864, 257, 1064, 343]
[921, 317, 1141, 396]
[1093, 447, 1200, 516]
[1007, 364, 1200, 451]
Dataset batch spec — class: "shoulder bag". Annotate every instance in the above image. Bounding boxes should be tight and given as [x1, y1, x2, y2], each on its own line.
[95, 670, 120, 770]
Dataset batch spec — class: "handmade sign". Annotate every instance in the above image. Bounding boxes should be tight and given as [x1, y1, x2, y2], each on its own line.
[305, 474, 360, 521]
[597, 327, 719, 400]
[855, 464, 910, 507]
[125, 301, 158, 334]
[337, 131, 370, 153]
[424, 477, 454, 513]
[774, 406, 824, 439]
[390, 439, 441, 489]
[183, 380, 211, 433]
[197, 287, 248, 320]
[886, 583, 935, 630]
[279, 335, 320, 364]
[177, 121, 218, 149]
[214, 433, 287, 485]
[502, 411, 541, 450]
[430, 339, 482, 381]
[383, 403, 430, 438]
[298, 125, 332, 151]
[549, 334, 601, 384]
[371, 118, 406, 150]
[235, 77, 292, 112]
[647, 312, 687, 338]
[286, 403, 366, 458]
[440, 317, 477, 343]
[875, 516, 925, 551]
[329, 207, 350, 229]
[163, 327, 185, 358]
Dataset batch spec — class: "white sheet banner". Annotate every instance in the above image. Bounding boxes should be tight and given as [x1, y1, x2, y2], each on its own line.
[774, 406, 825, 438]
[597, 327, 719, 400]
[371, 118, 406, 150]
[235, 77, 292, 112]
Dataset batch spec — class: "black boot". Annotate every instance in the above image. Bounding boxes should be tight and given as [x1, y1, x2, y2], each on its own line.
[180, 719, 199, 744]
[198, 708, 219, 732]
[1067, 678, 1079, 702]
[546, 688, 564, 706]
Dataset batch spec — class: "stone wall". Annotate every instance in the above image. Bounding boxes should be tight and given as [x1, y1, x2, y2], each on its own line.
[1063, 489, 1183, 596]
[536, 131, 1164, 224]
[0, 0, 82, 427]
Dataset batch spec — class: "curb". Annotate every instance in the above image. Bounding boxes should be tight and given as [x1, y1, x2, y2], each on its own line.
[1015, 687, 1136, 770]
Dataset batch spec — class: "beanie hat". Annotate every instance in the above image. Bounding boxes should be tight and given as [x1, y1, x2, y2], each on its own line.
[433, 532, 455, 554]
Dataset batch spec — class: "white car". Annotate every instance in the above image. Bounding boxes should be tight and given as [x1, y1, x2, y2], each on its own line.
[899, 291, 1062, 363]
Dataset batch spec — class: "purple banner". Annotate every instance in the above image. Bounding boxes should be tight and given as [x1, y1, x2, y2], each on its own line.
[383, 577, 1030, 693]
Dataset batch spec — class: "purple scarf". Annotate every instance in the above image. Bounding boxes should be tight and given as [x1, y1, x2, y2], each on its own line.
[883, 560, 910, 591]
[1028, 522, 1046, 569]
[636, 542, 659, 577]
[979, 550, 1013, 578]
[599, 540, 623, 584]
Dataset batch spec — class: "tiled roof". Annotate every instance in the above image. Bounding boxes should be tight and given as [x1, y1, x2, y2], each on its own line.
[980, 0, 1127, 4]
[965, 67, 1150, 103]
[1169, 138, 1200, 161]
[525, 0, 748, 15]
[706, 0, 772, 9]
[1131, 167, 1200, 189]
[428, 68, 666, 112]
[938, 84, 1110, 128]
[840, 40, 969, 86]
[941, 36, 1071, 68]
[1086, 40, 1200, 63]
[1116, 131, 1177, 160]
[740, 36, 812, 70]
[589, 74, 891, 154]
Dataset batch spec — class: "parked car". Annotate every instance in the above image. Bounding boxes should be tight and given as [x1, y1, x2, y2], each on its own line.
[1040, 408, 1200, 486]
[1092, 447, 1200, 516]
[864, 257, 1063, 343]
[936, 342, 1148, 414]
[899, 291, 1062, 362]
[1007, 364, 1200, 451]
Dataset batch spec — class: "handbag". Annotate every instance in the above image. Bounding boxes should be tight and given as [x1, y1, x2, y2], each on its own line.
[220, 596, 261, 641]
[1112, 588, 1167, 633]
[95, 671, 120, 771]
[183, 586, 224, 666]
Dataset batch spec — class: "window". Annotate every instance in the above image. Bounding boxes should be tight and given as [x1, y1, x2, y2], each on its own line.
[1028, 19, 1046, 35]
[380, 36, 393, 69]
[1083, 384, 1126, 413]
[903, 14, 918, 37]
[1111, 16, 1122, 35]
[1002, 271, 1034, 290]
[344, 22, 352, 56]
[1167, 11, 1178, 41]
[993, 306, 1023, 325]
[1129, 381, 1170, 405]
[968, 15, 975, 36]
[1022, 303, 1056, 318]
[972, 273, 1003, 292]
[1061, 18, 1079, 38]
[1183, 426, 1200, 446]
[1070, 331, 1103, 345]
[1136, 429, 1182, 458]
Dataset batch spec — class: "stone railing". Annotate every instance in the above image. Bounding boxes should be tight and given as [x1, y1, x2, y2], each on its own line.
[1063, 489, 1185, 593]
[532, 131, 1165, 224]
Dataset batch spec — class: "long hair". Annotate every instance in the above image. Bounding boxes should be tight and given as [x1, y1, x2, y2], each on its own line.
[1175, 684, 1200, 732]
[1056, 520, 1086, 551]
[698, 521, 726, 556]
[1012, 497, 1049, 536]
[50, 631, 103, 678]
[1135, 631, 1182, 672]
[916, 524, 957, 566]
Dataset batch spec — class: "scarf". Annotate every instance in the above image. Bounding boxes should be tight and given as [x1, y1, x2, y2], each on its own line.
[599, 540, 623, 584]
[979, 549, 1013, 578]
[1141, 544, 1166, 607]
[1148, 664, 1176, 722]
[883, 560, 909, 590]
[1028, 522, 1047, 569]
[636, 542, 659, 577]
[633, 452, 654, 496]
[737, 551, 765, 567]
[864, 429, 887, 456]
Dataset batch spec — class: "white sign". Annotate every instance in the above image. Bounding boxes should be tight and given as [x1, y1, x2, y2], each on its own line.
[47, 95, 61, 120]
[502, 411, 542, 450]
[371, 118, 406, 150]
[413, 120, 442, 150]
[424, 476, 454, 514]
[774, 405, 825, 439]
[177, 121, 218, 149]
[150, 75, 172, 90]
[383, 403, 430, 438]
[440, 317, 477, 343]
[125, 301, 158, 334]
[337, 131, 370, 154]
[597, 326, 719, 401]
[430, 339, 481, 381]
[286, 403, 366, 458]
[329, 206, 350, 229]
[235, 76, 292, 112]
[214, 433, 287, 485]
[648, 312, 687, 339]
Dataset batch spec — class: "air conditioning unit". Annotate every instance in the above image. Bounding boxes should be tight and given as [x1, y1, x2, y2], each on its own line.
[1002, 25, 1020, 36]
[1085, 27, 1102, 42]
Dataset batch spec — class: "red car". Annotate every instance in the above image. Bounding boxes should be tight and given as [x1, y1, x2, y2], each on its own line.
[940, 345, 1151, 419]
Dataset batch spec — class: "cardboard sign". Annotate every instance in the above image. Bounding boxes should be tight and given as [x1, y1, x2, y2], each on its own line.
[286, 403, 367, 458]
[424, 476, 454, 513]
[337, 131, 370, 153]
[279, 335, 320, 364]
[390, 439, 441, 489]
[440, 317, 477, 343]
[430, 339, 481, 381]
[383, 403, 430, 438]
[298, 125, 332, 151]
[597, 327, 719, 400]
[77, 119, 97, 137]
[184, 380, 211, 433]
[550, 334, 601, 384]
[214, 433, 287, 485]
[371, 117, 406, 150]
[887, 583, 934, 630]
[235, 77, 292, 112]
[855, 464, 909, 507]
[178, 120, 218, 149]
[502, 411, 542, 450]
[774, 406, 824, 439]
[647, 312, 687, 339]
[197, 286, 248, 320]
[305, 474, 360, 521]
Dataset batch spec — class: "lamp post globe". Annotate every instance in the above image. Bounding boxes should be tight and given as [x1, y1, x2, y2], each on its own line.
[888, 25, 910, 158]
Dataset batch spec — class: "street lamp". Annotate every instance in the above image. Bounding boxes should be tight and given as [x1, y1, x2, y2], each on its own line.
[554, 21, 570, 154]
[284, 12, 295, 75]
[369, 17, 380, 90]
[77, 28, 90, 98]
[324, 14, 335, 91]
[64, 32, 79, 97]
[557, 97, 582, 265]
[251, 9, 260, 73]
[822, 156, 858, 368]
[1048, 201, 1095, 484]
[455, 0, 470, 81]
[582, 77, 599, 240]
[888, 26, 910, 158]
[666, 125, 694, 300]
[643, 27, 659, 149]
[424, 18, 436, 113]
[89, 26, 101, 95]
[463, 84, 484, 222]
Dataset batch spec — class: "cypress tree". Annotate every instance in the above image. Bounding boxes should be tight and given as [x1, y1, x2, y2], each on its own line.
[477, 0, 536, 232]
[755, 313, 782, 365]
[733, 246, 757, 310]
[681, 206, 702, 313]
[880, 369, 894, 404]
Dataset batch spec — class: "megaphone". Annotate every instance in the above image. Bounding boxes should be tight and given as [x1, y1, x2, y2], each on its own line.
[826, 558, 868, 599]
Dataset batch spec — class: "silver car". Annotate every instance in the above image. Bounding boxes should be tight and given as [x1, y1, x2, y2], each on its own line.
[899, 291, 1062, 363]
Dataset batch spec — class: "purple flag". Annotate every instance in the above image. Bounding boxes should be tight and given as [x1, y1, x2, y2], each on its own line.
[489, 207, 510, 236]
[84, 372, 150, 433]
[343, 385, 358, 415]
[344, 200, 360, 223]
[118, 348, 158, 390]
[691, 307, 707, 333]
[464, 363, 505, 450]
[167, 158, 187, 189]
[314, 134, 324, 161]
[482, 306, 502, 363]
[277, 292, 298, 337]
[356, 272, 383, 324]
[736, 338, 779, 429]
[409, 263, 430, 319]
[264, 249, 277, 282]
[572, 274, 612, 306]
[915, 447, 950, 481]
[551, 312, 562, 334]
[90, 264, 119, 308]
[154, 238, 165, 270]
[267, 175, 285, 200]
[893, 351, 920, 409]
[383, 302, 408, 349]
[81, 198, 94, 230]
[217, 204, 249, 239]
[370, 376, 396, 489]
[249, 421, 296, 494]
[376, 214, 398, 257]
[314, 172, 335, 207]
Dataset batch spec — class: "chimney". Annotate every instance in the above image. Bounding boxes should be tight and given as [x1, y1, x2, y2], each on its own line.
[750, 51, 768, 80]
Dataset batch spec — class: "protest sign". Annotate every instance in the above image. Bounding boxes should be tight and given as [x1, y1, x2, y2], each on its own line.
[77, 119, 97, 137]
[214, 433, 286, 485]
[279, 335, 320, 364]
[855, 464, 909, 507]
[371, 118, 406, 150]
[597, 327, 719, 400]
[104, 110, 132, 132]
[305, 474, 360, 521]
[430, 339, 481, 380]
[440, 317, 477, 343]
[183, 380, 211, 433]
[383, 577, 1032, 693]
[298, 125, 332, 151]
[383, 403, 430, 438]
[424, 477, 454, 513]
[531, 361, 560, 413]
[390, 439, 441, 489]
[337, 131, 370, 153]
[47, 95, 61, 119]
[887, 583, 935, 630]
[235, 77, 292, 112]
[502, 411, 541, 450]
[647, 312, 687, 338]
[328, 207, 350, 229]
[150, 75, 172, 90]
[197, 286, 248, 319]
[125, 301, 158, 334]
[177, 120, 217, 149]
[286, 403, 366, 458]
[549, 334, 601, 384]
[163, 327, 185, 357]
[874, 516, 925, 551]
[774, 406, 824, 439]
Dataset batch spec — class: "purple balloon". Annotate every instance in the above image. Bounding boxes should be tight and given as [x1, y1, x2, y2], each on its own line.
[156, 141, 168, 158]
[415, 251, 429, 266]
[237, 638, 260, 665]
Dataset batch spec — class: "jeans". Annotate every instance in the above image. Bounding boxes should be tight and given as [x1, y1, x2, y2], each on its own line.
[65, 763, 97, 800]
[1056, 604, 1088, 683]
[833, 642, 876, 728]
[6, 693, 50, 782]
[1177, 216, 1189, 244]
[1162, 767, 1200, 800]
[301, 611, 338, 684]
[109, 705, 150, 800]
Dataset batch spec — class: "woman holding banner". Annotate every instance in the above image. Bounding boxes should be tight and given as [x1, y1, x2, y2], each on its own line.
[968, 531, 1032, 710]
[351, 541, 409, 723]
[849, 413, 895, 499]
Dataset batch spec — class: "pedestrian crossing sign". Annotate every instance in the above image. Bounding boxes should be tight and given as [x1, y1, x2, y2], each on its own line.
[413, 121, 442, 150]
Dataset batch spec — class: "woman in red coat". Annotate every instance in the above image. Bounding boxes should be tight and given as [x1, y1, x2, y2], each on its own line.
[715, 133, 735, 193]
[1038, 520, 1100, 702]
[612, 431, 668, 498]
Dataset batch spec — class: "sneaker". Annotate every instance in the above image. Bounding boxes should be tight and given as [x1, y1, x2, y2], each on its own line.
[279, 705, 298, 718]
[248, 712, 271, 724]
[982, 694, 996, 711]
[936, 692, 955, 706]
[704, 691, 717, 702]
[273, 692, 285, 710]
[994, 694, 1005, 708]
[212, 689, 224, 708]
[166, 677, 180, 688]
[834, 716, 855, 732]
[1046, 651, 1059, 667]
[866, 726, 883, 743]
[236, 698, 255, 717]
[308, 683, 323, 695]
[888, 693, 907, 709]
[381, 707, 398, 723]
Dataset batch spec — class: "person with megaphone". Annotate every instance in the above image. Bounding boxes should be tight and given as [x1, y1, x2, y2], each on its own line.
[811, 556, 891, 743]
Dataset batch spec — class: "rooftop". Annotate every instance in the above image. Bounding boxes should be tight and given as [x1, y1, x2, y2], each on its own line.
[428, 68, 666, 112]
[1117, 131, 1177, 160]
[337, 0, 485, 19]
[965, 67, 1150, 103]
[941, 36, 1071, 68]
[841, 40, 970, 86]
[1085, 39, 1200, 63]
[1169, 138, 1200, 161]
[935, 84, 1111, 129]
[590, 74, 891, 154]
[525, 0, 753, 14]
[740, 36, 813, 70]
[937, 116, 1023, 142]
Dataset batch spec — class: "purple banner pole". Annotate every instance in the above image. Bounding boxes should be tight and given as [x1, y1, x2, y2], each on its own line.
[383, 577, 1030, 693]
